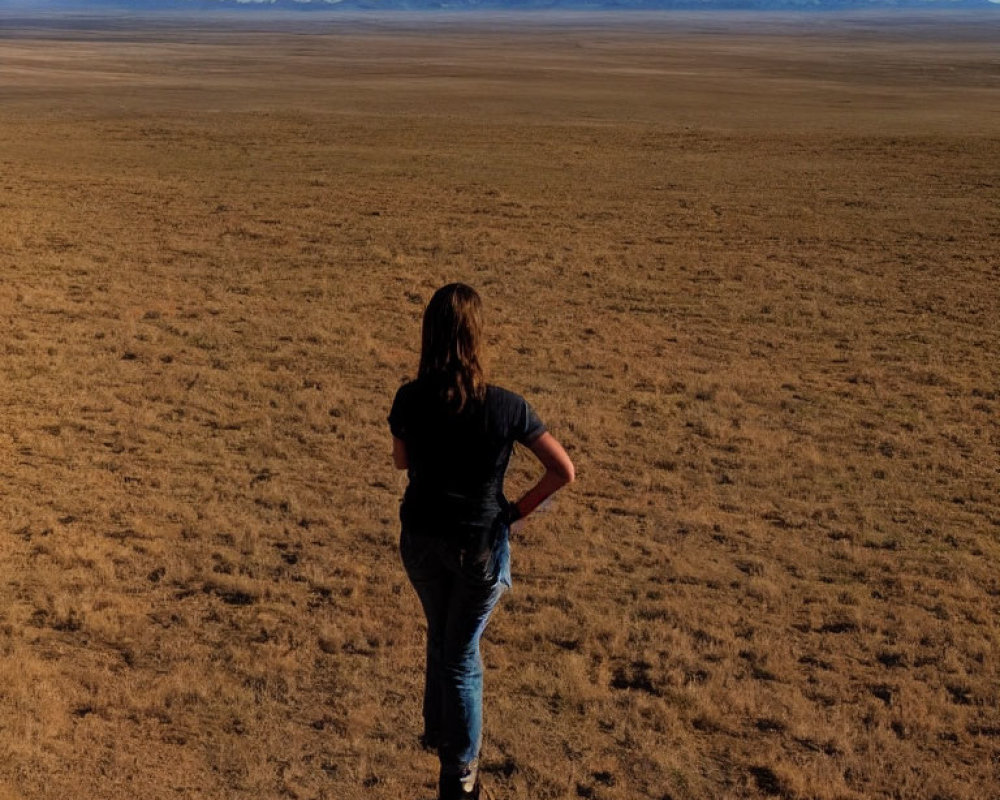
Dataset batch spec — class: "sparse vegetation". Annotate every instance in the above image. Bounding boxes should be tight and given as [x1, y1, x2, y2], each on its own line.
[0, 12, 998, 800]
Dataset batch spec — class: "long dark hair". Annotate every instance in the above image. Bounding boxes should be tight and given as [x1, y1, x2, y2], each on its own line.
[418, 283, 487, 414]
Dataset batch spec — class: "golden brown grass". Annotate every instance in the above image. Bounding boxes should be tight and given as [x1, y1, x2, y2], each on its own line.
[0, 11, 998, 800]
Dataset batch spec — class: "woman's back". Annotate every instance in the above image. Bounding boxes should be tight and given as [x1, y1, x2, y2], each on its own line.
[389, 380, 545, 532]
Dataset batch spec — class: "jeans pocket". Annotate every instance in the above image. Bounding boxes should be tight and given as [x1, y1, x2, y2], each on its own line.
[457, 521, 507, 586]
[458, 534, 492, 585]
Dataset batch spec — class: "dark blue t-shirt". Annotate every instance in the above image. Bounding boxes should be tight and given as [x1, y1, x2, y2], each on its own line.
[389, 380, 546, 533]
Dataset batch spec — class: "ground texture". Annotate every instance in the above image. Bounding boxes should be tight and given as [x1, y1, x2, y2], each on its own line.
[0, 11, 998, 800]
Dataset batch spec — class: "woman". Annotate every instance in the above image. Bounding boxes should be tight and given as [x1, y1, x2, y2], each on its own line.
[389, 283, 575, 800]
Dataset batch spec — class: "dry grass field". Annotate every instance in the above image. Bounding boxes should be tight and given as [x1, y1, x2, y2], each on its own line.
[1, 11, 998, 800]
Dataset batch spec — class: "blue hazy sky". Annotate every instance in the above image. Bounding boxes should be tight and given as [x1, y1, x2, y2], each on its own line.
[4, 0, 999, 7]
[6, 0, 1000, 5]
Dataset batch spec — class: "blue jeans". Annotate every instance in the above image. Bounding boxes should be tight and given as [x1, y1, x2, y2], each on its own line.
[400, 522, 510, 783]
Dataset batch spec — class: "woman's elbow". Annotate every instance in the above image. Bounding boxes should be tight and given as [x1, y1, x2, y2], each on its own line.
[556, 460, 576, 486]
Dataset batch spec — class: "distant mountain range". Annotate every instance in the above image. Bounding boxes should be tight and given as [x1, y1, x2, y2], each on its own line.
[16, 0, 1000, 11]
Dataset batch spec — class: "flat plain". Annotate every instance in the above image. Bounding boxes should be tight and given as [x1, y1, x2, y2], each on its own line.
[1, 10, 998, 800]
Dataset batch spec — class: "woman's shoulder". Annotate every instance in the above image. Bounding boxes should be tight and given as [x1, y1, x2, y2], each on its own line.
[485, 384, 546, 441]
[392, 378, 417, 398]
[390, 378, 426, 412]
[485, 384, 533, 416]
[486, 383, 524, 404]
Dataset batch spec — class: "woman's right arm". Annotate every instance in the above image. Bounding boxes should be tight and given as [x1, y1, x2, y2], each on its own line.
[511, 432, 575, 520]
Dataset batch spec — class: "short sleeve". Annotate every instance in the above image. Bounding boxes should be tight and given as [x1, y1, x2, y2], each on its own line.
[388, 385, 409, 439]
[515, 397, 547, 445]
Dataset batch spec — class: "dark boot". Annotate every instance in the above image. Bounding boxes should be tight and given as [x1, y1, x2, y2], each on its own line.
[439, 779, 479, 800]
